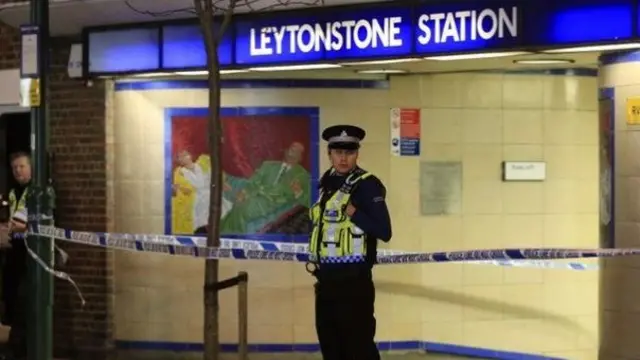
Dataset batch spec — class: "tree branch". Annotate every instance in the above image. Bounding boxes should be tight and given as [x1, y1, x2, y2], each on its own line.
[195, 0, 216, 63]
[126, 0, 326, 18]
[217, 0, 238, 43]
[194, 0, 205, 21]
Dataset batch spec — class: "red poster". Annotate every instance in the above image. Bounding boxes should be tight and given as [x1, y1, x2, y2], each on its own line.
[392, 108, 420, 156]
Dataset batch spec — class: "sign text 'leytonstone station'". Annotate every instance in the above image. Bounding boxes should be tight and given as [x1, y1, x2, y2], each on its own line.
[248, 6, 519, 57]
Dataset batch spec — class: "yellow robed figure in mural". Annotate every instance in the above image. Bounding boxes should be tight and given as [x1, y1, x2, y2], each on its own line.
[172, 150, 234, 234]
[171, 150, 213, 234]
[173, 148, 242, 234]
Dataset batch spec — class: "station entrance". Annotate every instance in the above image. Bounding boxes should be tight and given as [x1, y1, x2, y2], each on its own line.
[107, 48, 603, 360]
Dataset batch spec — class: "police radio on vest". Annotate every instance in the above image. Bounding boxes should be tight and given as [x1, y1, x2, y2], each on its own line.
[417, 7, 518, 44]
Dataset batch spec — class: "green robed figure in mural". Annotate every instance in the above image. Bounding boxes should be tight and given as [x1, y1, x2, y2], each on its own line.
[221, 142, 311, 234]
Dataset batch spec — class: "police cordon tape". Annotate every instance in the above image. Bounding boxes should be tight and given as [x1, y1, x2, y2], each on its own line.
[27, 225, 602, 269]
[13, 233, 86, 307]
[18, 215, 597, 270]
[20, 225, 603, 306]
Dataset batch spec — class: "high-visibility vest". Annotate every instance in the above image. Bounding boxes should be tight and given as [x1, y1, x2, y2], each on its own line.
[308, 170, 372, 264]
[8, 187, 28, 223]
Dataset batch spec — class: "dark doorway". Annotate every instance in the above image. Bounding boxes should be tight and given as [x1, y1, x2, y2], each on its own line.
[0, 112, 30, 198]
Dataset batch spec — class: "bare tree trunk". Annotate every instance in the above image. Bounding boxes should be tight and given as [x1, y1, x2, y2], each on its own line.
[203, 56, 223, 360]
[195, 1, 221, 359]
[194, 1, 236, 359]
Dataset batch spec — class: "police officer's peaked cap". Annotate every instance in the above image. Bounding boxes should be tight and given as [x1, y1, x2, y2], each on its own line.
[322, 125, 366, 150]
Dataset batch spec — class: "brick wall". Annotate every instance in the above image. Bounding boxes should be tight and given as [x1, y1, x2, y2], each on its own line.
[0, 20, 18, 68]
[0, 19, 113, 359]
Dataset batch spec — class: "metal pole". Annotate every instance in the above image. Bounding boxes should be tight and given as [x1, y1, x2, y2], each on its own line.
[26, 0, 53, 359]
[237, 272, 248, 360]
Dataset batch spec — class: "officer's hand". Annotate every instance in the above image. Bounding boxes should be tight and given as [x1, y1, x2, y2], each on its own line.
[0, 224, 11, 248]
[346, 204, 356, 217]
[10, 220, 26, 233]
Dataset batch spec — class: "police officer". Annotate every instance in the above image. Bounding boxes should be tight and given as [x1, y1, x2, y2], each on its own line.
[0, 152, 63, 360]
[1, 152, 32, 359]
[307, 125, 392, 360]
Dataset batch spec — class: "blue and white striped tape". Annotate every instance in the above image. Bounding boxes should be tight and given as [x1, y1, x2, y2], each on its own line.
[29, 225, 602, 271]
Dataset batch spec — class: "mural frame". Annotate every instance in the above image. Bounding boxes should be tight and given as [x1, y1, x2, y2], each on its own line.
[163, 106, 320, 243]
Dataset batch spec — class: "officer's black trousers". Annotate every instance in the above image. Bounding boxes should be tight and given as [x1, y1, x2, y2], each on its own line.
[314, 270, 380, 360]
[7, 278, 26, 358]
[2, 251, 27, 359]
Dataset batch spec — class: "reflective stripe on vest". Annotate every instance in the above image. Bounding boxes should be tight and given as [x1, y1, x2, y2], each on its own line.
[308, 171, 372, 263]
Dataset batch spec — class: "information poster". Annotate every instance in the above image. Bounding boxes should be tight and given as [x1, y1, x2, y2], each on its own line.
[390, 108, 421, 156]
[626, 97, 640, 125]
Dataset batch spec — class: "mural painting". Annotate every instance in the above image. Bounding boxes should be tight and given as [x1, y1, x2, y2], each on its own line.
[164, 107, 320, 243]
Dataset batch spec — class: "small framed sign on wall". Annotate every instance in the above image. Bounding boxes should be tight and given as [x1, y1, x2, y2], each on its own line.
[627, 97, 640, 125]
[501, 161, 546, 182]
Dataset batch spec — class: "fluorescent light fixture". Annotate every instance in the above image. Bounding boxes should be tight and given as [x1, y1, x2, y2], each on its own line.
[173, 71, 208, 76]
[425, 51, 530, 61]
[220, 69, 251, 74]
[356, 69, 408, 74]
[543, 43, 640, 53]
[249, 64, 342, 71]
[513, 58, 575, 65]
[340, 58, 420, 66]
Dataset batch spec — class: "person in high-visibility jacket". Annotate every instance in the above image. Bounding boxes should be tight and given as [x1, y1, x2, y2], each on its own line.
[1, 151, 33, 359]
[307, 125, 392, 360]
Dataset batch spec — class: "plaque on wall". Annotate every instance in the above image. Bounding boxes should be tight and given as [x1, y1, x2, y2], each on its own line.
[419, 161, 462, 216]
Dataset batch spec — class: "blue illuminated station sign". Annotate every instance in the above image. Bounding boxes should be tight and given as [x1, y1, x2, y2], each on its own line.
[84, 0, 636, 75]
[237, 5, 519, 64]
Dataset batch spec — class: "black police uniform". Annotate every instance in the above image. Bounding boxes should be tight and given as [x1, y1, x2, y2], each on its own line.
[3, 183, 29, 359]
[309, 125, 392, 360]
